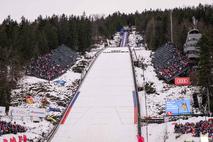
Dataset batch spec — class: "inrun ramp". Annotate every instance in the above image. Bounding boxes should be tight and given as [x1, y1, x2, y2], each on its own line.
[120, 31, 128, 47]
[51, 47, 138, 142]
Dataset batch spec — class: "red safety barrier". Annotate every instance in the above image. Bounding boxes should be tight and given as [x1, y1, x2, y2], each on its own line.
[10, 137, 16, 142]
[134, 107, 138, 124]
[60, 91, 80, 124]
[167, 111, 172, 116]
[137, 135, 144, 142]
[3, 135, 27, 142]
[23, 135, 27, 142]
[18, 136, 23, 142]
[60, 107, 71, 124]
[174, 77, 191, 86]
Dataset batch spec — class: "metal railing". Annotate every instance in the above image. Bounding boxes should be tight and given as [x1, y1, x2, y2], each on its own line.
[128, 46, 142, 136]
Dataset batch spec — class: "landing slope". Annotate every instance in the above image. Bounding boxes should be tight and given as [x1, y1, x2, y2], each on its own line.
[51, 47, 137, 142]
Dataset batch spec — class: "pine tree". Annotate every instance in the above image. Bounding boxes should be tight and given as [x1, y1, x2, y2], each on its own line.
[43, 22, 58, 50]
[198, 35, 211, 86]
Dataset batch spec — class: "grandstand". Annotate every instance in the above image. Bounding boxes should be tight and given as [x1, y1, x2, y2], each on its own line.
[152, 42, 190, 82]
[26, 45, 78, 80]
[50, 45, 77, 68]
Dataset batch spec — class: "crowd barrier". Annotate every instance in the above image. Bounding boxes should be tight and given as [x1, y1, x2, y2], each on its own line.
[1, 135, 27, 142]
[129, 46, 143, 140]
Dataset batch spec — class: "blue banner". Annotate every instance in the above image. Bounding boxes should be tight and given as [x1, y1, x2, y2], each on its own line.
[166, 98, 191, 115]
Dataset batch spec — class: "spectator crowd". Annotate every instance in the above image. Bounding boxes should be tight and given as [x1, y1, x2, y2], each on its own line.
[174, 119, 213, 138]
[26, 45, 78, 80]
[152, 42, 190, 82]
[0, 121, 27, 136]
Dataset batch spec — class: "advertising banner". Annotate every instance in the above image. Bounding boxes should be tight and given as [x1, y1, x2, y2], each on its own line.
[9, 107, 47, 118]
[166, 98, 191, 115]
[175, 77, 191, 86]
[29, 108, 46, 118]
[9, 107, 28, 117]
[0, 106, 6, 116]
[1, 135, 27, 142]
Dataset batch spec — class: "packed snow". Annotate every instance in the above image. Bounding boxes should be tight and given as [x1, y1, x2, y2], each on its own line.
[51, 47, 138, 141]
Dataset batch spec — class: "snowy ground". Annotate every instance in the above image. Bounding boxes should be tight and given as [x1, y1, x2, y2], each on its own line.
[142, 116, 211, 142]
[128, 31, 200, 117]
[133, 48, 199, 117]
[51, 47, 137, 142]
[0, 44, 105, 142]
[1, 30, 212, 142]
[128, 31, 212, 142]
[108, 32, 121, 47]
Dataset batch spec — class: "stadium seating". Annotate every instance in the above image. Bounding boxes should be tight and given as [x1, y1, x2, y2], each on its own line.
[152, 42, 190, 82]
[174, 119, 213, 138]
[0, 121, 27, 136]
[26, 45, 78, 80]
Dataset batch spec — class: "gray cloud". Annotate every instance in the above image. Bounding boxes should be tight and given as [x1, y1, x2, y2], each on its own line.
[0, 0, 212, 22]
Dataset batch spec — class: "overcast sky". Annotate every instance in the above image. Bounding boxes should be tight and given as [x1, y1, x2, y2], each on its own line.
[0, 0, 212, 22]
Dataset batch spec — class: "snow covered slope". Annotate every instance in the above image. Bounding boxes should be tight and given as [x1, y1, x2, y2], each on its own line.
[51, 47, 138, 142]
[128, 31, 212, 142]
[0, 46, 105, 142]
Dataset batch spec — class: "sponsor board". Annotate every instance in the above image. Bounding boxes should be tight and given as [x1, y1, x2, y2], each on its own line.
[9, 107, 46, 118]
[175, 77, 191, 86]
[0, 134, 27, 142]
[29, 108, 46, 118]
[166, 98, 191, 115]
[0, 106, 6, 116]
[9, 107, 28, 117]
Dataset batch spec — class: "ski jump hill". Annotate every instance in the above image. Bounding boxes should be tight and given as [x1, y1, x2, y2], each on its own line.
[50, 32, 141, 142]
